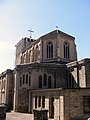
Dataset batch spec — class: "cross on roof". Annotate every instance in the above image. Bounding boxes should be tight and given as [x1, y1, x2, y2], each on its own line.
[28, 29, 34, 38]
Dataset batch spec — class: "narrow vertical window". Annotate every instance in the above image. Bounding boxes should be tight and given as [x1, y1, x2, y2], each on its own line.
[64, 42, 69, 59]
[35, 45, 40, 61]
[43, 74, 47, 86]
[39, 76, 42, 88]
[47, 42, 53, 58]
[29, 76, 31, 86]
[23, 74, 25, 84]
[38, 96, 41, 107]
[26, 74, 28, 84]
[42, 96, 45, 108]
[48, 76, 52, 88]
[35, 96, 37, 108]
[29, 50, 31, 63]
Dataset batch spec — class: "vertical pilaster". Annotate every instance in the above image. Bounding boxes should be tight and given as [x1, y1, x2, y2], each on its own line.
[13, 69, 19, 111]
[60, 95, 64, 120]
[28, 92, 32, 113]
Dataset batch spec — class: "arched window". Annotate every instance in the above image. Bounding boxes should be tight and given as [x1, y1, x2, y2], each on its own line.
[64, 42, 69, 59]
[47, 42, 53, 58]
[26, 74, 28, 84]
[48, 76, 52, 88]
[29, 50, 31, 63]
[23, 74, 25, 84]
[31, 47, 34, 62]
[43, 74, 47, 86]
[35, 45, 40, 61]
[39, 75, 42, 88]
[29, 76, 31, 86]
[35, 45, 39, 61]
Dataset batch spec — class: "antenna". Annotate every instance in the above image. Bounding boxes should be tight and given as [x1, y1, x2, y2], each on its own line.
[28, 29, 34, 38]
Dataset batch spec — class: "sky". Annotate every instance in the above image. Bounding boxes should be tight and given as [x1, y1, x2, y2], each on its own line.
[0, 0, 90, 73]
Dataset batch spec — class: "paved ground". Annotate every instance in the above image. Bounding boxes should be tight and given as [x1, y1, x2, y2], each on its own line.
[6, 112, 33, 120]
[6, 111, 54, 120]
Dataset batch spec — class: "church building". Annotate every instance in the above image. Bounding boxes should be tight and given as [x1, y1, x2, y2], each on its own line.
[0, 29, 90, 120]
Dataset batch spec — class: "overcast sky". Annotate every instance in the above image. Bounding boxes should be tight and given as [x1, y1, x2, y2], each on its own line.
[0, 0, 90, 73]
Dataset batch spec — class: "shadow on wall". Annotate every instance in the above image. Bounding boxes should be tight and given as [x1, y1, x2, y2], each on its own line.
[67, 72, 80, 88]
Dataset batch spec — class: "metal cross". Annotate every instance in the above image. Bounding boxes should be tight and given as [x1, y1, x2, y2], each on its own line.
[28, 29, 34, 38]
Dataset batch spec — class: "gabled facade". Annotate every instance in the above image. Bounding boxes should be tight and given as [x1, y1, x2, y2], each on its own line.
[15, 30, 77, 65]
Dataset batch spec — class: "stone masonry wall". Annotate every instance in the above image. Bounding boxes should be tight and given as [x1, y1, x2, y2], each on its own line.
[18, 89, 29, 113]
[79, 65, 86, 87]
[31, 88, 90, 120]
[64, 89, 90, 120]
[86, 62, 90, 87]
